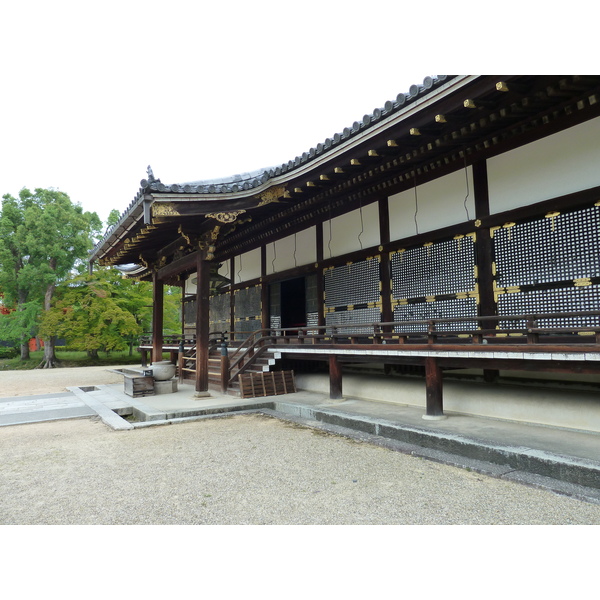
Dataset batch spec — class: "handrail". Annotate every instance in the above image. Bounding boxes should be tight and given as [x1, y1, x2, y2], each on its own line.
[139, 331, 226, 348]
[221, 311, 600, 363]
[142, 310, 600, 351]
[228, 335, 274, 371]
[138, 311, 600, 390]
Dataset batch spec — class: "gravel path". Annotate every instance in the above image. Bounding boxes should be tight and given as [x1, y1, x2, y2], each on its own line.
[2, 414, 600, 525]
[0, 365, 126, 396]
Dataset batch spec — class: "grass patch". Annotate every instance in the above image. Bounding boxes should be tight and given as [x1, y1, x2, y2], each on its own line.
[0, 349, 165, 371]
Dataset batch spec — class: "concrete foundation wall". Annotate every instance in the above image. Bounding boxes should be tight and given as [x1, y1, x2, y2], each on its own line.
[295, 372, 600, 433]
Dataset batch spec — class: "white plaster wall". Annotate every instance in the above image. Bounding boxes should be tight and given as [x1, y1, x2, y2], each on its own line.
[388, 168, 475, 241]
[234, 247, 261, 284]
[184, 275, 196, 295]
[265, 227, 316, 275]
[488, 116, 600, 214]
[218, 260, 232, 278]
[184, 261, 231, 294]
[323, 202, 380, 258]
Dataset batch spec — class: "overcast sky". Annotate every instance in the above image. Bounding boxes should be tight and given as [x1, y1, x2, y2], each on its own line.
[0, 1, 589, 225]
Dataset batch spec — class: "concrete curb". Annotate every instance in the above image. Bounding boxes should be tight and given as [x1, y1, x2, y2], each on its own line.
[68, 386, 134, 431]
[95, 385, 167, 421]
[58, 387, 600, 502]
[257, 406, 600, 505]
[272, 401, 600, 492]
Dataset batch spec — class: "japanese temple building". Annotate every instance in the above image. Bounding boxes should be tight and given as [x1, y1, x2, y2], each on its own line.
[90, 75, 600, 431]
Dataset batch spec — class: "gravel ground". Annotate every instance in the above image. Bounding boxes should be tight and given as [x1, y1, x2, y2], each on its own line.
[2, 413, 600, 525]
[0, 365, 126, 396]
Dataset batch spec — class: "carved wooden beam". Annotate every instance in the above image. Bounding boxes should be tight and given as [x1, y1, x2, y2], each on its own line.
[157, 250, 200, 280]
[151, 199, 257, 222]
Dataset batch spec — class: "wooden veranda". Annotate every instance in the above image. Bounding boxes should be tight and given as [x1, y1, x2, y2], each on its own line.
[139, 309, 600, 418]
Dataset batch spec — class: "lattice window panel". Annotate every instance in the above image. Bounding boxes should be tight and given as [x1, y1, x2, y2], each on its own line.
[494, 206, 600, 288]
[305, 274, 319, 314]
[184, 298, 196, 326]
[498, 285, 600, 328]
[235, 318, 262, 335]
[269, 283, 281, 320]
[391, 236, 476, 300]
[209, 293, 231, 333]
[324, 258, 380, 309]
[234, 286, 261, 321]
[393, 298, 478, 333]
[325, 307, 381, 335]
[306, 312, 319, 336]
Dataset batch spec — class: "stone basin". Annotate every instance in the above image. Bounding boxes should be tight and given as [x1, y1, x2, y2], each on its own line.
[148, 360, 177, 381]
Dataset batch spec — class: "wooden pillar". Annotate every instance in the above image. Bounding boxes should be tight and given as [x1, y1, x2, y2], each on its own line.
[316, 223, 325, 328]
[195, 256, 210, 393]
[329, 354, 343, 399]
[151, 271, 164, 364]
[261, 245, 269, 330]
[220, 342, 230, 394]
[424, 357, 444, 418]
[181, 283, 186, 339]
[229, 257, 235, 339]
[379, 198, 393, 326]
[473, 160, 499, 383]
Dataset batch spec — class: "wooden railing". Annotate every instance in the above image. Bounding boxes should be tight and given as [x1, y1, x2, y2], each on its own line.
[257, 310, 600, 347]
[139, 311, 600, 390]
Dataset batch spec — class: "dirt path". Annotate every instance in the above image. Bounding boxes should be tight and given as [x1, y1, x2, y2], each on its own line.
[0, 365, 130, 397]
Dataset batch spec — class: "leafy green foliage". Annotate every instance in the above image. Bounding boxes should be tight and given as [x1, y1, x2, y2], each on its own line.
[106, 209, 121, 229]
[1, 192, 181, 364]
[0, 348, 153, 371]
[0, 188, 102, 303]
[0, 301, 40, 346]
[0, 347, 18, 359]
[0, 187, 101, 364]
[40, 270, 142, 353]
[40, 268, 182, 354]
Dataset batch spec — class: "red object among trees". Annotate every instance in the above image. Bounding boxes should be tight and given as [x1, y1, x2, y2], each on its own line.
[0, 295, 41, 350]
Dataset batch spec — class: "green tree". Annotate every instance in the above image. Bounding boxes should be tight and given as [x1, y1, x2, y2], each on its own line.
[0, 188, 101, 366]
[41, 267, 182, 359]
[0, 300, 40, 351]
[106, 209, 121, 229]
[40, 269, 142, 358]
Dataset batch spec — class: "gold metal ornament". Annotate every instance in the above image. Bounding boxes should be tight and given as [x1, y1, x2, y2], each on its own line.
[153, 203, 181, 217]
[206, 210, 246, 223]
[258, 185, 286, 206]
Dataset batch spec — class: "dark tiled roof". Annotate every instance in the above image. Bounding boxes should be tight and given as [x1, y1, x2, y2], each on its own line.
[92, 75, 455, 258]
[140, 76, 452, 195]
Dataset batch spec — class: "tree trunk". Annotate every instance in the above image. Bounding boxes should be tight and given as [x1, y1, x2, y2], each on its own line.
[37, 278, 59, 369]
[38, 336, 59, 368]
[18, 289, 30, 361]
[87, 349, 99, 359]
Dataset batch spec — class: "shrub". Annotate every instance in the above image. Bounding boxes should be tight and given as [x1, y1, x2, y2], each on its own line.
[0, 347, 18, 359]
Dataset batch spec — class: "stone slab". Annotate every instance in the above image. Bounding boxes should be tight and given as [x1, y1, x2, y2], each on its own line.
[0, 406, 94, 427]
[68, 386, 134, 430]
[154, 379, 178, 395]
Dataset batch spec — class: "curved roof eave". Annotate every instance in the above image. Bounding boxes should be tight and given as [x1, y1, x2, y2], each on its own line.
[90, 75, 461, 262]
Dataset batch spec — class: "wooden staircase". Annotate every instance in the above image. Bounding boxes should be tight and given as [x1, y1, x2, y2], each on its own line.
[207, 346, 282, 394]
[179, 337, 283, 395]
